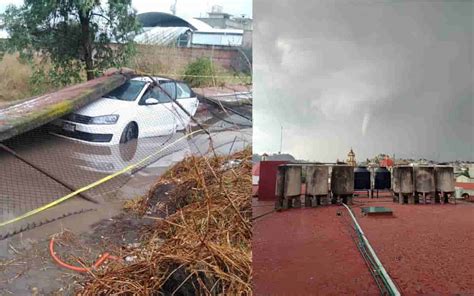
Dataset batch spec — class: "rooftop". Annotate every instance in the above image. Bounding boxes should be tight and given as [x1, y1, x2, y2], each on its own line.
[253, 197, 474, 294]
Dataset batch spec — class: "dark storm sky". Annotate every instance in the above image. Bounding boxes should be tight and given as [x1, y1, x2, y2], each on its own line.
[253, 0, 473, 162]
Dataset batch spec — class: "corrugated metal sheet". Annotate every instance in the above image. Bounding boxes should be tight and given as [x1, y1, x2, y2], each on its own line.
[134, 26, 189, 45]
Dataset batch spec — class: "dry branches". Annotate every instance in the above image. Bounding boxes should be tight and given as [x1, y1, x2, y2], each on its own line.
[80, 147, 252, 295]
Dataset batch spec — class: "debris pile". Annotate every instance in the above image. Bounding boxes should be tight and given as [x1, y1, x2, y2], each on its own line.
[80, 147, 252, 295]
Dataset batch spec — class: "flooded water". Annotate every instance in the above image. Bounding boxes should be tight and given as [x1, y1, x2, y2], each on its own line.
[0, 103, 251, 237]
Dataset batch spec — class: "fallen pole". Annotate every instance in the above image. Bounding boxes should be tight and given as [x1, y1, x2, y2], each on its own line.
[201, 96, 252, 121]
[0, 69, 134, 142]
[342, 203, 401, 296]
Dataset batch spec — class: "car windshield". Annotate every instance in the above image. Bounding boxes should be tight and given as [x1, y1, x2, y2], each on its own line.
[104, 80, 146, 101]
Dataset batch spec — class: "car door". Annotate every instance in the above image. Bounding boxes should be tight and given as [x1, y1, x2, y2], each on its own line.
[173, 82, 199, 130]
[136, 85, 176, 137]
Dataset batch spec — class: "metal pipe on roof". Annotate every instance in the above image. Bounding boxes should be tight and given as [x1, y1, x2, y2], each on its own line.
[342, 203, 401, 296]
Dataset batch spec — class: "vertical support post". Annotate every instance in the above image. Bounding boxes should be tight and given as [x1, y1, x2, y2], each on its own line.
[305, 195, 311, 208]
[408, 193, 415, 204]
[294, 195, 301, 208]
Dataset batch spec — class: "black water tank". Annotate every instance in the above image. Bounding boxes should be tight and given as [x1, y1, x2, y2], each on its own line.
[354, 166, 371, 190]
[374, 167, 391, 189]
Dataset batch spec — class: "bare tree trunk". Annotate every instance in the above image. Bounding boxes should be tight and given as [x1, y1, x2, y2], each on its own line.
[79, 11, 94, 80]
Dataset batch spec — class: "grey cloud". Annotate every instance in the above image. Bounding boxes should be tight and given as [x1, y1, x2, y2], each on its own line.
[254, 0, 473, 162]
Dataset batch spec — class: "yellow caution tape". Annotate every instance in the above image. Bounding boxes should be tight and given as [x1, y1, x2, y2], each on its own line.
[0, 129, 203, 228]
[134, 69, 251, 80]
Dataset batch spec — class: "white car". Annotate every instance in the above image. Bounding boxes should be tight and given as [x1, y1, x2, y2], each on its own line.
[51, 76, 199, 145]
[66, 132, 193, 174]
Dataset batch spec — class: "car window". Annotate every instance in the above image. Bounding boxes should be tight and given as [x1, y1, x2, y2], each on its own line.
[159, 82, 176, 102]
[177, 82, 192, 98]
[104, 80, 146, 101]
[139, 85, 175, 105]
[139, 88, 154, 105]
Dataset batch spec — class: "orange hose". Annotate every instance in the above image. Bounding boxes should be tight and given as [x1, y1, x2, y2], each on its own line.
[49, 237, 120, 272]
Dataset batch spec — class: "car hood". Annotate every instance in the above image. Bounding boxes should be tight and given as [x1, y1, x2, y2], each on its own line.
[75, 97, 133, 117]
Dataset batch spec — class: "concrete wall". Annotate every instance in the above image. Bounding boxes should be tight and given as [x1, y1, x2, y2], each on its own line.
[258, 161, 288, 201]
[135, 45, 248, 72]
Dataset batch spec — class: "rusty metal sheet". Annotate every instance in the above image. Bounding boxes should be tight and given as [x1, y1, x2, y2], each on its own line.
[0, 72, 133, 142]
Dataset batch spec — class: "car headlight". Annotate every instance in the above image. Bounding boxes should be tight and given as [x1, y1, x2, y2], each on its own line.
[90, 115, 119, 125]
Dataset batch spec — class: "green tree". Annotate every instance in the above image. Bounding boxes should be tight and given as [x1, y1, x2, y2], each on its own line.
[183, 57, 216, 87]
[2, 0, 140, 86]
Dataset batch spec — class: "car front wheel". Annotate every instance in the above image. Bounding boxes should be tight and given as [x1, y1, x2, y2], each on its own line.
[120, 122, 138, 144]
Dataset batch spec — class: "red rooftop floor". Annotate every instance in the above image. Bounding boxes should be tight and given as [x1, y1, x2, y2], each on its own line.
[355, 197, 474, 295]
[252, 197, 474, 295]
[252, 203, 380, 295]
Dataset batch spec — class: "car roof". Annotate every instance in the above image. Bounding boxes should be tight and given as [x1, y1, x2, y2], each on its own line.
[131, 76, 191, 87]
[131, 76, 171, 83]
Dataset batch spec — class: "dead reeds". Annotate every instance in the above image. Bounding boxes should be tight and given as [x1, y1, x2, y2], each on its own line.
[80, 147, 252, 295]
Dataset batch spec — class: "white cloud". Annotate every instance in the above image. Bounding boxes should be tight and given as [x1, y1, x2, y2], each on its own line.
[0, 1, 252, 18]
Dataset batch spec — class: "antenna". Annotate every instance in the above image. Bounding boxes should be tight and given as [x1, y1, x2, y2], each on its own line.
[279, 125, 283, 154]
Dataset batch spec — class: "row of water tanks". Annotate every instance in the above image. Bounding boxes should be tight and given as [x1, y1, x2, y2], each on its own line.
[276, 164, 455, 197]
[393, 165, 455, 194]
[277, 164, 356, 197]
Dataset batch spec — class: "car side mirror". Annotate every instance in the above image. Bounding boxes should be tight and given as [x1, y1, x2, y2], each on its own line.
[144, 98, 159, 105]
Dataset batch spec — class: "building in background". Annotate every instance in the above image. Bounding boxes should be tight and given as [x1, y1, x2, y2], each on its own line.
[252, 153, 296, 197]
[379, 155, 394, 168]
[346, 148, 356, 166]
[197, 5, 253, 30]
[135, 7, 252, 49]
[456, 164, 474, 200]
[197, 5, 252, 48]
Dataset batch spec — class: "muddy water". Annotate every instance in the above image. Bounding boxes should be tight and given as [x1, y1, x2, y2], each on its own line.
[0, 103, 251, 238]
